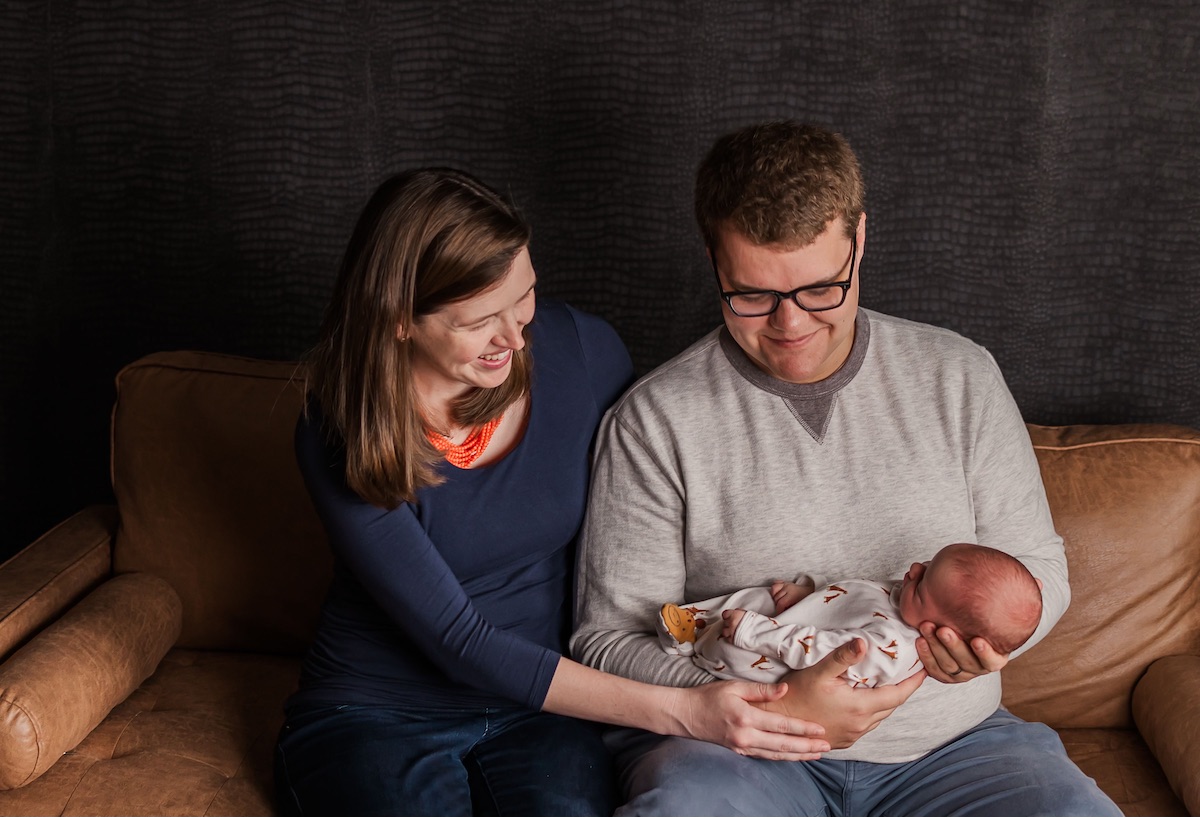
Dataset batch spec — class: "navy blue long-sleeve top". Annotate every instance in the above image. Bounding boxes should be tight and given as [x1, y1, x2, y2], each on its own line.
[287, 301, 633, 714]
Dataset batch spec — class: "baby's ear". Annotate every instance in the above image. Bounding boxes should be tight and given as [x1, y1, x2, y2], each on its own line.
[1035, 578, 1044, 591]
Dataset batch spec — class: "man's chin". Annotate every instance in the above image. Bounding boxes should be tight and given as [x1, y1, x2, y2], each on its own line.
[761, 357, 826, 385]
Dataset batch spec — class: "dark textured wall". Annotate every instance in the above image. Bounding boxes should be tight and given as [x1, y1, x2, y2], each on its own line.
[3, 1, 1199, 559]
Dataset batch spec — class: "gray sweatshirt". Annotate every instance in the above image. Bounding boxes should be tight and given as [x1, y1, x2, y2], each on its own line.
[571, 309, 1067, 763]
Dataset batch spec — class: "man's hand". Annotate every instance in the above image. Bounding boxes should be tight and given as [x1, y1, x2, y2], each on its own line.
[916, 623, 1009, 684]
[755, 638, 925, 749]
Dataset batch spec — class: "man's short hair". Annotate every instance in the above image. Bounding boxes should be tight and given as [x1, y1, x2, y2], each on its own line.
[695, 121, 864, 252]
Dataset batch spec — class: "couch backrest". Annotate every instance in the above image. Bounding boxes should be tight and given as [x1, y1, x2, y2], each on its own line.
[111, 351, 331, 652]
[1002, 423, 1200, 729]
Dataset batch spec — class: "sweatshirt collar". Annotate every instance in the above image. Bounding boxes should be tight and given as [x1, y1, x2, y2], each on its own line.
[718, 308, 871, 398]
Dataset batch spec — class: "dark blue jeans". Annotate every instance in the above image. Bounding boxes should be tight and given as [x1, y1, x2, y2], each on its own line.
[274, 702, 617, 817]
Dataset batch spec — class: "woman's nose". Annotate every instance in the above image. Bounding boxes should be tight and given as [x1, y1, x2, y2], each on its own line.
[496, 312, 525, 349]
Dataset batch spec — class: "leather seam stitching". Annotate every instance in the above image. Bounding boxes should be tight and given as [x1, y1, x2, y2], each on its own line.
[1034, 437, 1200, 452]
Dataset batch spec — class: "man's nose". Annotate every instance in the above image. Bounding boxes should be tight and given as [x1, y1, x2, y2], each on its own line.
[770, 297, 815, 329]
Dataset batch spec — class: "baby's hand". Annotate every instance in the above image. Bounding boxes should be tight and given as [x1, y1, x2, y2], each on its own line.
[771, 579, 812, 613]
[721, 608, 747, 640]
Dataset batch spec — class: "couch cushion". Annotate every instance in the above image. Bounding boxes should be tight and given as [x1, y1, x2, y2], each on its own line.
[1058, 727, 1186, 817]
[1003, 424, 1200, 729]
[111, 352, 331, 652]
[0, 649, 299, 817]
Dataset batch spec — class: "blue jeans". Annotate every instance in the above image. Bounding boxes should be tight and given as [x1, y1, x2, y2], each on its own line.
[607, 709, 1122, 817]
[274, 702, 617, 817]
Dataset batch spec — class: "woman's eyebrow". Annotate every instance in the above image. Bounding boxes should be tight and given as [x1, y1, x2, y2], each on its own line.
[454, 282, 536, 326]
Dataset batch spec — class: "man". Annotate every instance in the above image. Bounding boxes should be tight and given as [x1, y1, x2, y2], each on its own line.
[571, 121, 1120, 816]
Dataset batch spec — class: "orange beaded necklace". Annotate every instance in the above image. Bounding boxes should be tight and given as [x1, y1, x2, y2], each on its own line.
[426, 413, 504, 469]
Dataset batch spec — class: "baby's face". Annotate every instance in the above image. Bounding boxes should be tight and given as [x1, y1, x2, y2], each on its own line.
[897, 549, 958, 629]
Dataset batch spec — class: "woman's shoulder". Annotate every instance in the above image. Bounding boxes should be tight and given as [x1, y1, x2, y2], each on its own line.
[533, 299, 633, 410]
[293, 396, 342, 468]
[533, 299, 619, 346]
[534, 300, 628, 366]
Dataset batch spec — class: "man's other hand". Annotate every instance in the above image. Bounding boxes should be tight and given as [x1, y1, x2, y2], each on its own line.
[756, 638, 925, 749]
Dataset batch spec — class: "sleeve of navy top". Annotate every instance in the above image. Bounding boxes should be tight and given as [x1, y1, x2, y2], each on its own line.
[295, 413, 560, 711]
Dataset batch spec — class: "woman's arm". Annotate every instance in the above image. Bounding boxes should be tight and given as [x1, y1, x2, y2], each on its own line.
[300, 413, 831, 758]
[543, 657, 830, 761]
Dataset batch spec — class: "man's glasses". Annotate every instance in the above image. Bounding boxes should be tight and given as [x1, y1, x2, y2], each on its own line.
[715, 235, 856, 317]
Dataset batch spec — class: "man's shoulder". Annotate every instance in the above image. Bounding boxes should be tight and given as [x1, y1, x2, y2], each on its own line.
[864, 309, 1001, 375]
[866, 308, 986, 350]
[611, 327, 726, 410]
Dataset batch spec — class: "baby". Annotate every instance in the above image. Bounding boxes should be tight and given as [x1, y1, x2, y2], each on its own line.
[657, 543, 1042, 688]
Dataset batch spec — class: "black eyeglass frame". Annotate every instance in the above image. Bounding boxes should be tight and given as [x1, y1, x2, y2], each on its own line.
[713, 234, 857, 317]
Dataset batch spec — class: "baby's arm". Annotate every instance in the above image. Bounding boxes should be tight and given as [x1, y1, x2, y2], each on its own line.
[723, 577, 817, 640]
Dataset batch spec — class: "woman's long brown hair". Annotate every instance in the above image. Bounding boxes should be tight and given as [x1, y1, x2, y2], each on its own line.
[306, 168, 533, 507]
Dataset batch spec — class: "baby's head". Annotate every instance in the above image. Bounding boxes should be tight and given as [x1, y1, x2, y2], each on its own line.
[898, 543, 1042, 654]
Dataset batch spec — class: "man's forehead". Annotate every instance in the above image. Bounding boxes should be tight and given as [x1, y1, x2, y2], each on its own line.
[718, 216, 847, 251]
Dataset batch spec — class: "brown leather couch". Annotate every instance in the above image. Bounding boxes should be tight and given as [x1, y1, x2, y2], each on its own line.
[1, 350, 1198, 816]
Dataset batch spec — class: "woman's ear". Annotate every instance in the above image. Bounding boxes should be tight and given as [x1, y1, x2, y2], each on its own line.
[396, 324, 407, 342]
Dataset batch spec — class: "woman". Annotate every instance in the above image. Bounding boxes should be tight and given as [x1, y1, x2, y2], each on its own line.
[273, 168, 827, 817]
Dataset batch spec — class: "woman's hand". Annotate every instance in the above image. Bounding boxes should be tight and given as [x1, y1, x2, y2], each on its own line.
[757, 638, 926, 749]
[667, 679, 831, 761]
[916, 623, 1009, 684]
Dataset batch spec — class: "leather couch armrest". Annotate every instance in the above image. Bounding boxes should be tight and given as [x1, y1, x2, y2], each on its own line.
[1132, 654, 1200, 815]
[0, 572, 181, 789]
[0, 506, 117, 661]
